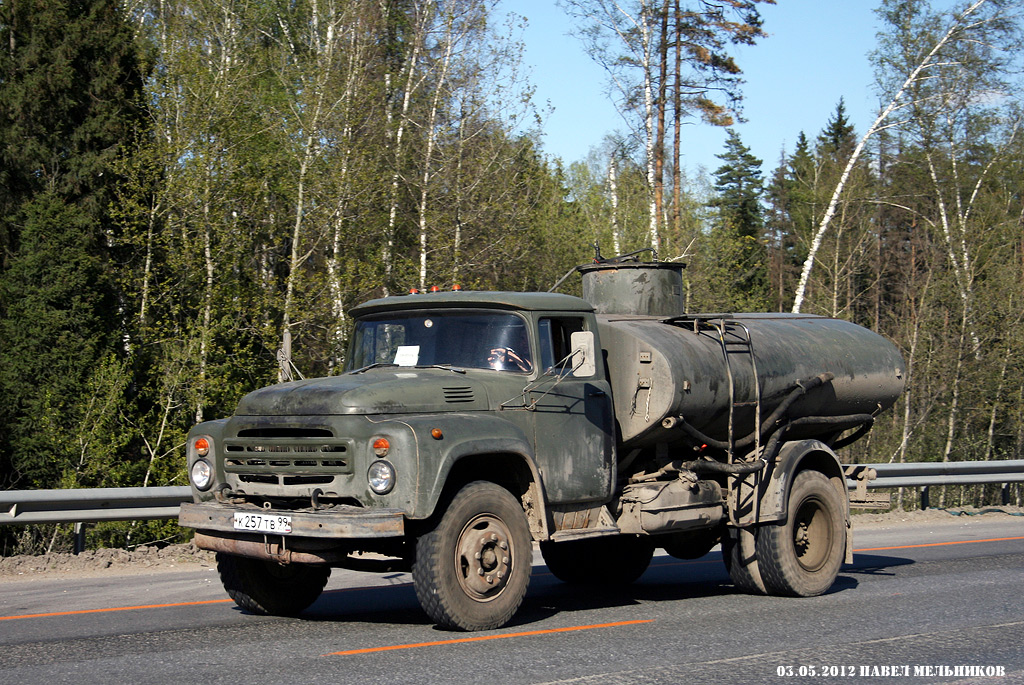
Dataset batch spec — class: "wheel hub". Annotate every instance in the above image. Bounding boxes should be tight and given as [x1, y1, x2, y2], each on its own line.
[456, 514, 512, 600]
[793, 496, 830, 572]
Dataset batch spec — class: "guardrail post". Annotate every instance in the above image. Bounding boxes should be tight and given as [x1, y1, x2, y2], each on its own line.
[920, 485, 930, 510]
[1002, 482, 1010, 506]
[74, 522, 86, 555]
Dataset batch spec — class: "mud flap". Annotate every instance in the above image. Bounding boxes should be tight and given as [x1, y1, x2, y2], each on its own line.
[846, 520, 853, 564]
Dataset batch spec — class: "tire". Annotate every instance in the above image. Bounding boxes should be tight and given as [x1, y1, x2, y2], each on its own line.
[216, 552, 330, 616]
[412, 481, 532, 631]
[540, 535, 654, 585]
[755, 470, 846, 597]
[722, 526, 767, 594]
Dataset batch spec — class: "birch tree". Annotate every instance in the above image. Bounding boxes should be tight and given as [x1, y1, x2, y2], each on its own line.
[791, 0, 1019, 313]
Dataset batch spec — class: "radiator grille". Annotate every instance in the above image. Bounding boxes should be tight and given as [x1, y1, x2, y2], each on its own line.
[223, 427, 353, 484]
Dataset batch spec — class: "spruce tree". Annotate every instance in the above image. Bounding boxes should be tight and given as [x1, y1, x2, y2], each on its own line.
[0, 0, 146, 489]
[817, 99, 856, 159]
[703, 129, 769, 311]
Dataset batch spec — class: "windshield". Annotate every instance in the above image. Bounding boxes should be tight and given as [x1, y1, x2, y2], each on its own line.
[348, 311, 534, 373]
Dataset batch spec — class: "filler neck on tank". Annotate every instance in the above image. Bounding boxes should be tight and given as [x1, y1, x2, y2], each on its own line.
[578, 257, 686, 317]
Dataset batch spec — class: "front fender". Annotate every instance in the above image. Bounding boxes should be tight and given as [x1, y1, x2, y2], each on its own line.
[383, 413, 547, 535]
[186, 419, 230, 502]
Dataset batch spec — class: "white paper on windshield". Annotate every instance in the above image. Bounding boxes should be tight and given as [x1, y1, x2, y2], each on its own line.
[394, 345, 420, 367]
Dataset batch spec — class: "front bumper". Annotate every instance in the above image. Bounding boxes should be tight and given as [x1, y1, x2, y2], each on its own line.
[179, 501, 405, 539]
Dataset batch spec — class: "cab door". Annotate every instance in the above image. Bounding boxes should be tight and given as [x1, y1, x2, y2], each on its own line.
[529, 316, 615, 504]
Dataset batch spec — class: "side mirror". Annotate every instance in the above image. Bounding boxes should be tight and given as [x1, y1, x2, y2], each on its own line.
[569, 331, 596, 377]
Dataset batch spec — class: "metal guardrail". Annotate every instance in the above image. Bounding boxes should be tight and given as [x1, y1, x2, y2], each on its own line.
[845, 459, 1024, 508]
[0, 486, 191, 526]
[845, 459, 1024, 489]
[1, 460, 1022, 528]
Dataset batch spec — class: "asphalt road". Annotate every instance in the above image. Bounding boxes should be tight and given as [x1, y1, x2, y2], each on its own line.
[1, 515, 1022, 684]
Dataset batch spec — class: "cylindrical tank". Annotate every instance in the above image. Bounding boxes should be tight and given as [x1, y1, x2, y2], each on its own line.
[598, 313, 905, 447]
[579, 262, 685, 317]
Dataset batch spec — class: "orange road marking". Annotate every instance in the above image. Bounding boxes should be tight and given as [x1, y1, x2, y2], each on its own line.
[0, 598, 234, 622]
[854, 535, 1024, 552]
[3, 536, 1021, 623]
[322, 619, 654, 656]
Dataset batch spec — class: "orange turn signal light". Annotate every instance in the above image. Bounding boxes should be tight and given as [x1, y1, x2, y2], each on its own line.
[372, 437, 390, 457]
[194, 437, 210, 456]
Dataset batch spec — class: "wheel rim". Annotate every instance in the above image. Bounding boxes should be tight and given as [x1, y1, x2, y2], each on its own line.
[454, 513, 514, 602]
[792, 495, 832, 573]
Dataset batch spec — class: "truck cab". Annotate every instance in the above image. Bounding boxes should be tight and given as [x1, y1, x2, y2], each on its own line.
[180, 290, 618, 630]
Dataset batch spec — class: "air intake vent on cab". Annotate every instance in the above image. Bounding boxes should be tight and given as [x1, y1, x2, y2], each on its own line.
[443, 386, 475, 403]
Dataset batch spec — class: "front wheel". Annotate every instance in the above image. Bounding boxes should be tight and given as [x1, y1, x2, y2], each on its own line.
[412, 481, 532, 631]
[216, 553, 330, 616]
[755, 470, 846, 596]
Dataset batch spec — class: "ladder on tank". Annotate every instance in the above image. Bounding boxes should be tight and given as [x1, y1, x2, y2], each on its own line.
[707, 319, 762, 526]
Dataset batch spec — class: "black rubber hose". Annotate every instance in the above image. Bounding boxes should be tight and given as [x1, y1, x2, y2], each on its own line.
[660, 372, 837, 451]
[679, 458, 765, 475]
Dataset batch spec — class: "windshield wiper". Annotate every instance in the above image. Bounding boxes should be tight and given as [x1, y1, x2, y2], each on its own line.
[415, 364, 467, 374]
[350, 362, 467, 375]
[349, 362, 399, 375]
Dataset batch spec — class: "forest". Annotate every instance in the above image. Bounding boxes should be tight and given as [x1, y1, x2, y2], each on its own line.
[1, 0, 1022, 553]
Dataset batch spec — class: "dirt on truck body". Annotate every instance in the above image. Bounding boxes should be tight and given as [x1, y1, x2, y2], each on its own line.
[179, 257, 906, 631]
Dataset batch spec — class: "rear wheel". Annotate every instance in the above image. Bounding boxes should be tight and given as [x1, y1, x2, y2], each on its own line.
[540, 535, 654, 585]
[412, 481, 532, 631]
[216, 553, 330, 616]
[722, 526, 766, 594]
[755, 470, 846, 596]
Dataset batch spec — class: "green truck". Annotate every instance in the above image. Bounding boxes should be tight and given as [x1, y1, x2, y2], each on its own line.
[179, 259, 905, 631]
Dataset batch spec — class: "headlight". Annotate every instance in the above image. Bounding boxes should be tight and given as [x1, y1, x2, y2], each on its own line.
[367, 460, 396, 495]
[191, 459, 213, 490]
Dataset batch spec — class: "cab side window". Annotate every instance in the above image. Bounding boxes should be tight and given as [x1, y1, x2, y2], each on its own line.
[538, 317, 586, 376]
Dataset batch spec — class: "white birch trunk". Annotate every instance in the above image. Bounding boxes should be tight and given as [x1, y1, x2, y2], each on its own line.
[607, 155, 621, 255]
[791, 0, 989, 313]
[639, 4, 659, 252]
[326, 19, 363, 373]
[384, 4, 429, 296]
[418, 13, 455, 290]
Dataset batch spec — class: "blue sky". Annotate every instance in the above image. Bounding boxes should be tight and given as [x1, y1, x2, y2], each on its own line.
[511, 0, 885, 175]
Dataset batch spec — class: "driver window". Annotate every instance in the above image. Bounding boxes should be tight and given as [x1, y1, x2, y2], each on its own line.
[538, 317, 586, 376]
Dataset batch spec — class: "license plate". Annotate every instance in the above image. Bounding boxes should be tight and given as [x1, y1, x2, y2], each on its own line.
[233, 512, 292, 534]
